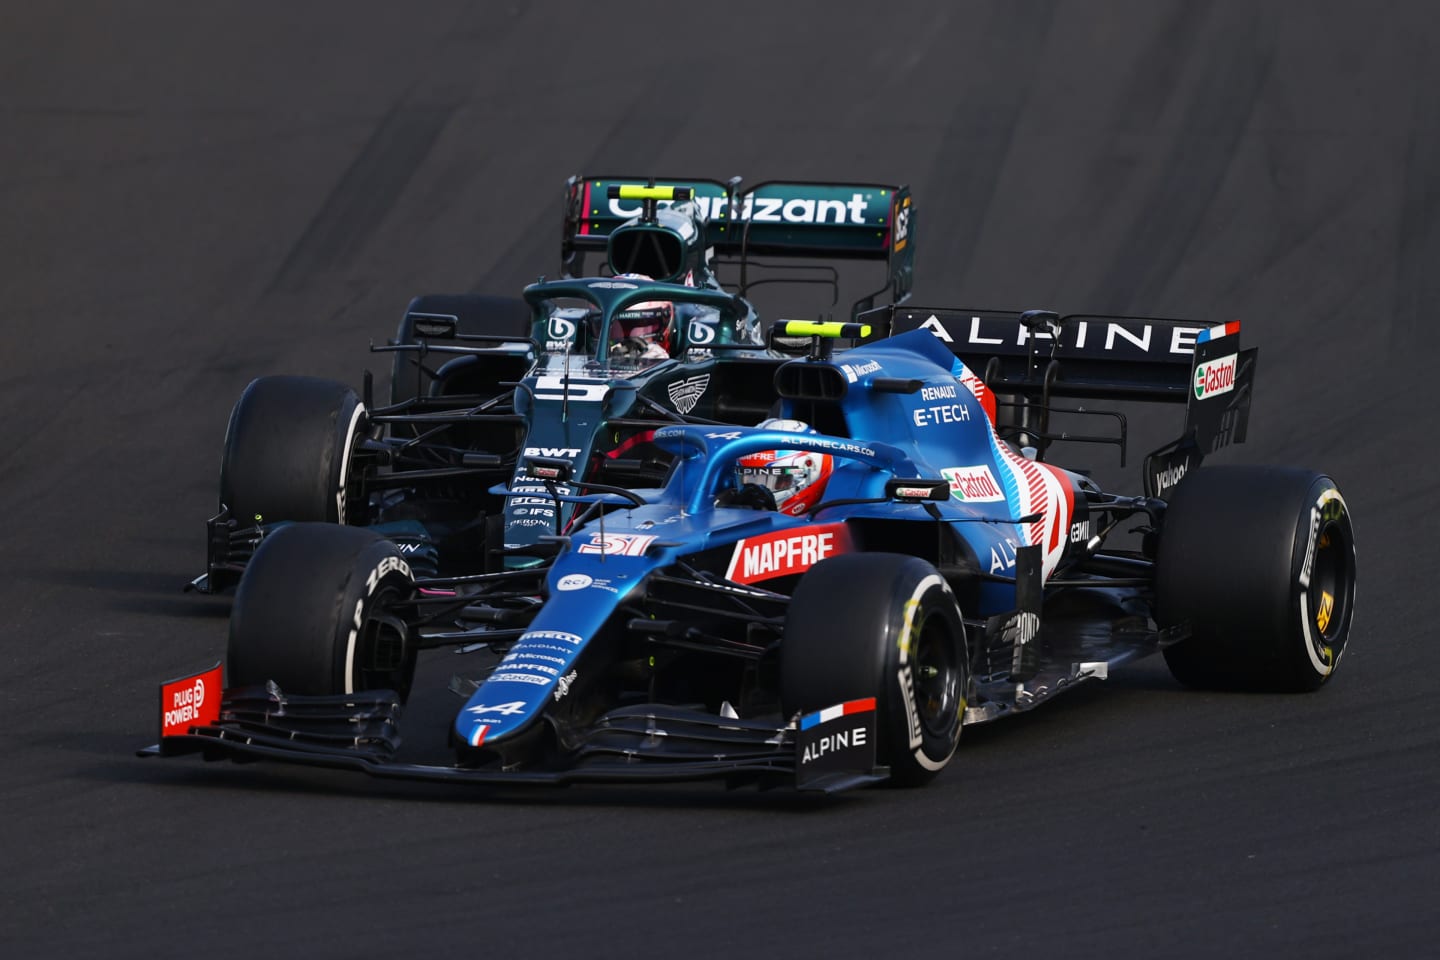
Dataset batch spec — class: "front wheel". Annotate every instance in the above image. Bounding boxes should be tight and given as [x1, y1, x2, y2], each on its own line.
[1155, 466, 1357, 692]
[228, 523, 418, 700]
[782, 553, 969, 787]
[220, 375, 366, 524]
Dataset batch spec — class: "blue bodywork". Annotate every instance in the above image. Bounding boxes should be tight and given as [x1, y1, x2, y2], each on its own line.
[455, 330, 1089, 749]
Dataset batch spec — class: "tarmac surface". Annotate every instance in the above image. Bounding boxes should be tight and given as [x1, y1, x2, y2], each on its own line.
[3, 3, 1438, 957]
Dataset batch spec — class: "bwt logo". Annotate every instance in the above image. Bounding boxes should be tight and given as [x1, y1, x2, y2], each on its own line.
[545, 315, 576, 351]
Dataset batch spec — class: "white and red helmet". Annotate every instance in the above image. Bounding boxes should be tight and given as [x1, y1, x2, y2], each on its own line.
[610, 273, 675, 359]
[734, 419, 833, 516]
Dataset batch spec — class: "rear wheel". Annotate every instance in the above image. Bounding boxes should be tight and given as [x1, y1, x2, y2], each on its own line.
[228, 523, 418, 699]
[1156, 466, 1356, 692]
[782, 553, 968, 786]
[220, 375, 365, 524]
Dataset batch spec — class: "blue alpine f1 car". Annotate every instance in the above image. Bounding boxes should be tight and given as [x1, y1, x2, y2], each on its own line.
[147, 299, 1357, 792]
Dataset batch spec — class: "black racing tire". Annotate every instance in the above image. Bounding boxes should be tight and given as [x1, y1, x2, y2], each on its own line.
[228, 523, 418, 699]
[782, 553, 968, 787]
[1155, 466, 1356, 692]
[388, 294, 531, 408]
[219, 375, 365, 525]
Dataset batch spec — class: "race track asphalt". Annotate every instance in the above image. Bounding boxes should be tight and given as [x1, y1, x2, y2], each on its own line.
[3, 3, 1438, 957]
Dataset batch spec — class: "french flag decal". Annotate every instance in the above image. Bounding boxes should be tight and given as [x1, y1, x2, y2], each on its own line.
[800, 697, 877, 730]
[1196, 321, 1241, 344]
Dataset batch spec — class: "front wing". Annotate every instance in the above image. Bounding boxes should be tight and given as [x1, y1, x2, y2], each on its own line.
[139, 677, 887, 793]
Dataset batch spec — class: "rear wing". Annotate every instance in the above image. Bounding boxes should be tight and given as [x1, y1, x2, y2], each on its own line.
[560, 175, 914, 310]
[864, 306, 1256, 491]
[879, 306, 1207, 401]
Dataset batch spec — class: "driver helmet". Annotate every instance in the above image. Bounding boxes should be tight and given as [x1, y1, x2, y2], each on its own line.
[734, 418, 833, 516]
[610, 273, 675, 360]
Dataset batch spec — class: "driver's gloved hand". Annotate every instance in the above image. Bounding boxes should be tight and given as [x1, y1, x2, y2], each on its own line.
[714, 483, 778, 512]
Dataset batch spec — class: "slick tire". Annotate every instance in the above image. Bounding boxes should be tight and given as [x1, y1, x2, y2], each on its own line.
[1155, 466, 1356, 692]
[220, 375, 365, 525]
[228, 523, 418, 699]
[782, 553, 968, 787]
[388, 294, 532, 409]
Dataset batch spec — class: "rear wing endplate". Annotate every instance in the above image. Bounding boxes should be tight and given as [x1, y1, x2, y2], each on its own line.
[1141, 321, 1257, 496]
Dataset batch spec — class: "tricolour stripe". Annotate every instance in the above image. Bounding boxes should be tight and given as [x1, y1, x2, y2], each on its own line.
[1196, 321, 1241, 344]
[800, 697, 878, 730]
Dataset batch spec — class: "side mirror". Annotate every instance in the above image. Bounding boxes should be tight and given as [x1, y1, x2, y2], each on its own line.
[885, 478, 950, 502]
[524, 457, 573, 483]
